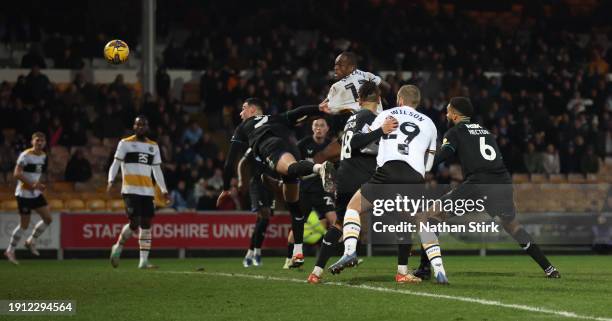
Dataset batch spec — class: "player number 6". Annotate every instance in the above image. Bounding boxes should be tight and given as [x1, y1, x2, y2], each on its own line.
[479, 137, 496, 161]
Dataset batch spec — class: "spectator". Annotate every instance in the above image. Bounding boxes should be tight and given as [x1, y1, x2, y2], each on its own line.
[156, 66, 171, 100]
[21, 44, 46, 69]
[64, 149, 92, 182]
[216, 186, 241, 210]
[182, 120, 203, 146]
[197, 187, 218, 210]
[207, 168, 224, 191]
[48, 117, 64, 147]
[523, 142, 544, 174]
[542, 144, 560, 175]
[170, 180, 190, 211]
[592, 214, 612, 254]
[580, 146, 600, 174]
[0, 139, 15, 182]
[561, 145, 580, 174]
[24, 65, 52, 104]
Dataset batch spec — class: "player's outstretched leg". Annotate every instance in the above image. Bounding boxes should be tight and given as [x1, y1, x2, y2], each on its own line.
[329, 194, 362, 274]
[24, 207, 52, 257]
[110, 223, 135, 268]
[413, 245, 431, 280]
[418, 230, 449, 284]
[283, 241, 294, 269]
[138, 217, 157, 269]
[309, 225, 342, 283]
[504, 220, 560, 278]
[5, 224, 27, 265]
[252, 216, 269, 267]
[396, 243, 421, 284]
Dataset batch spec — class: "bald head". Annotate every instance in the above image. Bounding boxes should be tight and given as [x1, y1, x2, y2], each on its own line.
[397, 85, 421, 107]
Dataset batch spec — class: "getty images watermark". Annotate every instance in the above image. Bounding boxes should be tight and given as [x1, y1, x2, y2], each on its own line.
[370, 195, 500, 234]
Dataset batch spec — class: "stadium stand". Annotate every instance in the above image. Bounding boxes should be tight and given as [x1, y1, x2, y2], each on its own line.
[0, 0, 610, 212]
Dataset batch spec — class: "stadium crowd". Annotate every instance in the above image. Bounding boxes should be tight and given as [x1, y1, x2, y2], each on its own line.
[1, 1, 612, 211]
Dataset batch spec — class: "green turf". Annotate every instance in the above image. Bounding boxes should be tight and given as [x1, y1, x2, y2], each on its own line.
[1, 255, 611, 321]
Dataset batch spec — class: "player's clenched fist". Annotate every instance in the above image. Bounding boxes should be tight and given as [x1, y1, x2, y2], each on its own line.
[382, 116, 399, 134]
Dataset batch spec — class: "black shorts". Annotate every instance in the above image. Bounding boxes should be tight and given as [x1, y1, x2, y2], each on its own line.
[256, 136, 301, 175]
[300, 191, 335, 220]
[122, 194, 155, 218]
[249, 178, 275, 212]
[16, 195, 48, 215]
[361, 161, 425, 205]
[335, 191, 355, 223]
[439, 182, 515, 221]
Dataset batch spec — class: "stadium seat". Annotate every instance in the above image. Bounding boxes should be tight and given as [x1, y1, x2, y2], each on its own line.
[530, 174, 546, 183]
[87, 199, 107, 211]
[567, 174, 586, 184]
[512, 174, 529, 184]
[1, 200, 18, 211]
[548, 174, 567, 184]
[48, 199, 64, 211]
[51, 181, 75, 192]
[109, 199, 125, 212]
[65, 199, 87, 212]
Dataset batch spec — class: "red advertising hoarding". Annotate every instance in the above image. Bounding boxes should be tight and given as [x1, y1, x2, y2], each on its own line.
[61, 212, 291, 249]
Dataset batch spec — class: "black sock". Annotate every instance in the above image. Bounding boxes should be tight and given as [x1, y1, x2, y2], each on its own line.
[287, 243, 294, 259]
[286, 201, 304, 244]
[315, 226, 342, 268]
[287, 160, 314, 178]
[253, 218, 269, 249]
[397, 243, 412, 266]
[419, 245, 429, 267]
[511, 227, 553, 271]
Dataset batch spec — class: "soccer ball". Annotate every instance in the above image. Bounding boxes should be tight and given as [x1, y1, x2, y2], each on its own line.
[104, 40, 130, 65]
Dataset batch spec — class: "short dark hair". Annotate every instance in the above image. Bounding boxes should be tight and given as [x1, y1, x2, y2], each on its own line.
[244, 97, 265, 111]
[340, 51, 357, 67]
[358, 80, 380, 103]
[449, 97, 473, 117]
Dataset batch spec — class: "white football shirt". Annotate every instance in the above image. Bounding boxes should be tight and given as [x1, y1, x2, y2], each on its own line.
[370, 106, 437, 177]
[15, 148, 47, 198]
[112, 135, 162, 196]
[327, 69, 382, 113]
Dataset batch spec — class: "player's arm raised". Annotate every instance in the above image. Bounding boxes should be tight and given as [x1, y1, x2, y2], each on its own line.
[283, 105, 330, 125]
[219, 125, 248, 207]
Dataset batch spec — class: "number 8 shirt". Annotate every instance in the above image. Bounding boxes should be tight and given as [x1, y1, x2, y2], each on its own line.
[113, 135, 162, 196]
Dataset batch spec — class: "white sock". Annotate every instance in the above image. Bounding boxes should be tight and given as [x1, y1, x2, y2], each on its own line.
[312, 266, 323, 277]
[397, 265, 409, 275]
[425, 244, 446, 276]
[292, 243, 303, 256]
[253, 248, 261, 256]
[139, 228, 152, 264]
[343, 209, 361, 256]
[28, 221, 49, 242]
[116, 224, 133, 250]
[7, 226, 26, 252]
[245, 249, 254, 258]
[313, 164, 322, 174]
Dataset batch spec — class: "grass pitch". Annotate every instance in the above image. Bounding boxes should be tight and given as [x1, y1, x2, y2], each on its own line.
[1, 255, 611, 321]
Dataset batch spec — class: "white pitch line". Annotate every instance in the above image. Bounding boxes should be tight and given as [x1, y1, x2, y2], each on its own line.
[157, 270, 612, 321]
